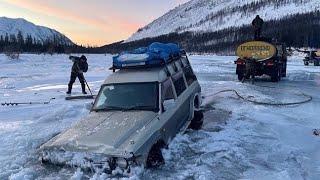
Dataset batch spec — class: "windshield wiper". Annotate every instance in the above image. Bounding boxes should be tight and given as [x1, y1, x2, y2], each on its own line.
[123, 105, 154, 111]
[92, 106, 123, 112]
[92, 109, 104, 112]
[93, 105, 155, 112]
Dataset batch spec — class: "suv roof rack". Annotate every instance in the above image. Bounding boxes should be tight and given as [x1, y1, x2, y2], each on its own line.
[110, 42, 185, 71]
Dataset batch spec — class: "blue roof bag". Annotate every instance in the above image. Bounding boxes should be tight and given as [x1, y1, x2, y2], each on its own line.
[113, 42, 181, 68]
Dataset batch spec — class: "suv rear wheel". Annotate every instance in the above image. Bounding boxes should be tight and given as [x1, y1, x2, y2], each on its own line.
[146, 142, 165, 168]
[188, 111, 204, 130]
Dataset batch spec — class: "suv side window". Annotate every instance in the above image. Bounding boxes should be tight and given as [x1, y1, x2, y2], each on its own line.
[172, 72, 186, 97]
[161, 79, 175, 112]
[174, 60, 183, 71]
[184, 66, 197, 86]
[181, 57, 190, 67]
[167, 64, 176, 75]
[162, 79, 175, 101]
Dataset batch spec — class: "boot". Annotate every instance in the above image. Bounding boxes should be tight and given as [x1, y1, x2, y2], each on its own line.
[81, 83, 87, 94]
[66, 84, 72, 94]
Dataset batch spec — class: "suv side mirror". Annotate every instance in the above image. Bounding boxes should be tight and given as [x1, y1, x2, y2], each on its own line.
[162, 99, 175, 112]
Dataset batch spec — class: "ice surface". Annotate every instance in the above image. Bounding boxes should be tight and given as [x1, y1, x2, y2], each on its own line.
[0, 53, 319, 179]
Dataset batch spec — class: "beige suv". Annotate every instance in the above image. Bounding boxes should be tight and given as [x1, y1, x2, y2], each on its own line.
[40, 53, 203, 173]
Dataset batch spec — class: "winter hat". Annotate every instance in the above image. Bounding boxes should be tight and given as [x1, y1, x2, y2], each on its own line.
[80, 55, 87, 61]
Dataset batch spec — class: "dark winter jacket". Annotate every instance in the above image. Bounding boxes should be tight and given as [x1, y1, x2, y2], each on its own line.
[252, 16, 264, 29]
[70, 56, 88, 73]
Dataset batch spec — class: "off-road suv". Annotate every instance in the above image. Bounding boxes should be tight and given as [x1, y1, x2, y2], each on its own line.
[40, 43, 202, 173]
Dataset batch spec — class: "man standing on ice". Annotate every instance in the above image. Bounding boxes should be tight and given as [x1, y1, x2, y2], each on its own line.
[66, 55, 88, 95]
[252, 15, 264, 40]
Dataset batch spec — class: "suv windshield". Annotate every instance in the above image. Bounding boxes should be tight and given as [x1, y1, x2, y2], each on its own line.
[93, 82, 159, 112]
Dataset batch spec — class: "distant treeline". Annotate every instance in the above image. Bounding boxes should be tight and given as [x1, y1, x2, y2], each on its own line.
[102, 11, 320, 55]
[0, 31, 102, 54]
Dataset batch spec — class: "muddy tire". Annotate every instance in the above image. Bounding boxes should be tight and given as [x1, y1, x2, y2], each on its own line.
[271, 67, 281, 82]
[188, 111, 204, 130]
[238, 74, 244, 81]
[146, 142, 165, 168]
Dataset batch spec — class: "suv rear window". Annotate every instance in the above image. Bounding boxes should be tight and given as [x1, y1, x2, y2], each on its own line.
[172, 73, 186, 96]
[184, 66, 197, 86]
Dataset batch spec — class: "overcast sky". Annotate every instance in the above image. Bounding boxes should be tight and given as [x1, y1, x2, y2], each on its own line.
[0, 0, 189, 46]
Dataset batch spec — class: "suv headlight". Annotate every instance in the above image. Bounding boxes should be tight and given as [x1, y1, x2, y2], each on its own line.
[116, 158, 128, 169]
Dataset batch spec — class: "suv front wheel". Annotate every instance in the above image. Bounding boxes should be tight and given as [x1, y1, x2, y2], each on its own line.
[188, 111, 204, 130]
[146, 142, 165, 168]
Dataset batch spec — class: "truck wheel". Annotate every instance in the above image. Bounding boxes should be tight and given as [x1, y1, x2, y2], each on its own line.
[314, 60, 320, 66]
[282, 69, 287, 77]
[146, 142, 165, 168]
[271, 68, 281, 82]
[188, 111, 204, 130]
[238, 74, 244, 81]
[278, 68, 282, 81]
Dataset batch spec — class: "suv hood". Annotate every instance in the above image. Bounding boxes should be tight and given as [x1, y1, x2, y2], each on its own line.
[40, 110, 157, 156]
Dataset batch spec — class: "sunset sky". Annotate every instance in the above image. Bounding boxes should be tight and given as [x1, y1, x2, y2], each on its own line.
[0, 0, 189, 46]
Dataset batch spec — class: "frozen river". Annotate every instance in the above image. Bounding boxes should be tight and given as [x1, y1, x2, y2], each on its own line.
[0, 54, 319, 179]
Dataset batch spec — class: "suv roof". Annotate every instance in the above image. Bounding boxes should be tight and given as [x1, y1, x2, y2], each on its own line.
[104, 56, 189, 84]
[104, 68, 168, 84]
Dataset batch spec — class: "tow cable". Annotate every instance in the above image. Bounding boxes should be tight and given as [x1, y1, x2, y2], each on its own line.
[203, 89, 312, 106]
[1, 98, 56, 106]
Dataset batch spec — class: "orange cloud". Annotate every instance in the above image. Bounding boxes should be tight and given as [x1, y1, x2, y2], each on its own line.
[4, 1, 102, 29]
[1, 0, 189, 45]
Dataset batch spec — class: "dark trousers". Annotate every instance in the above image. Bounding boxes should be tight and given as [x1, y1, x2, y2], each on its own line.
[254, 28, 262, 40]
[67, 72, 87, 94]
[67, 72, 86, 93]
[68, 72, 85, 86]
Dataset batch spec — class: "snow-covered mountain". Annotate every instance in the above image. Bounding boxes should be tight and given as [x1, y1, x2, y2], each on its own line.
[0, 17, 73, 45]
[127, 0, 320, 42]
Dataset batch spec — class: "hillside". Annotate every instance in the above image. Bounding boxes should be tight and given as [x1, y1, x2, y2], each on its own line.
[99, 0, 320, 54]
[103, 10, 320, 54]
[127, 0, 320, 42]
[0, 17, 73, 45]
